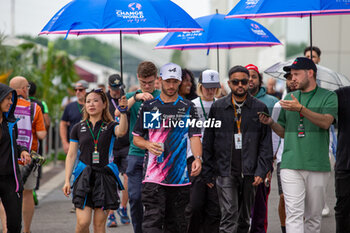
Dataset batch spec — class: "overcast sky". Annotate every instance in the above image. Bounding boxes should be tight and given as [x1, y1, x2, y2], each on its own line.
[0, 0, 210, 43]
[0, 0, 308, 44]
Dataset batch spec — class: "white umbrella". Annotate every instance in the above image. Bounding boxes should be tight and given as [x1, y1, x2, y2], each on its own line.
[264, 60, 350, 91]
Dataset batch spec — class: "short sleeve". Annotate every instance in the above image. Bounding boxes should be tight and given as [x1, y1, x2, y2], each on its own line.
[33, 105, 46, 132]
[321, 91, 338, 121]
[132, 102, 147, 138]
[61, 105, 70, 122]
[70, 123, 80, 142]
[188, 103, 202, 138]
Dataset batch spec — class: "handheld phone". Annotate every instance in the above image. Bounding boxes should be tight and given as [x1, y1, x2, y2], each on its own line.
[258, 112, 270, 117]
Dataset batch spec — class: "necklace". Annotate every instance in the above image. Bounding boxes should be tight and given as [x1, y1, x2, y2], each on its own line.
[233, 98, 245, 114]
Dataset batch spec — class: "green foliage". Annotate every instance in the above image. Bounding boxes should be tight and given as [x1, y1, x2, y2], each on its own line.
[171, 50, 184, 67]
[286, 42, 308, 58]
[0, 34, 78, 120]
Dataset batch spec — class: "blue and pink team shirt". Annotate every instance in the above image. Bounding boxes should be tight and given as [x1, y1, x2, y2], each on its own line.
[132, 95, 201, 186]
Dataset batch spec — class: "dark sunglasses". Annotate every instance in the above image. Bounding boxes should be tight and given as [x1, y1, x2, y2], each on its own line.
[87, 88, 104, 94]
[229, 79, 249, 86]
[74, 88, 85, 92]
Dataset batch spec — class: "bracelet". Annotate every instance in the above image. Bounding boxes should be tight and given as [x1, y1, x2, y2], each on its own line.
[299, 105, 304, 113]
[117, 105, 128, 113]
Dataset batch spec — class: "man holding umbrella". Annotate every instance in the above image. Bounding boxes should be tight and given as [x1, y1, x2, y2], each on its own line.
[259, 57, 338, 233]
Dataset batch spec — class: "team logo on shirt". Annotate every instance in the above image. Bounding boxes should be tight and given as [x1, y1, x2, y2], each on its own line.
[144, 110, 161, 129]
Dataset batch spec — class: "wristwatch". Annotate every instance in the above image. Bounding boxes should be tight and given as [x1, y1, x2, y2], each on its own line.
[133, 91, 140, 101]
[194, 155, 203, 163]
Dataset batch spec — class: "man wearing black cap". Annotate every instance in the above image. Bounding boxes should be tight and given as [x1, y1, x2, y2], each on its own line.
[106, 74, 131, 227]
[259, 57, 338, 233]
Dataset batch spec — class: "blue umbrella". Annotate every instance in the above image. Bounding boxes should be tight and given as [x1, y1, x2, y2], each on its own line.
[40, 0, 202, 79]
[155, 13, 281, 71]
[226, 0, 350, 56]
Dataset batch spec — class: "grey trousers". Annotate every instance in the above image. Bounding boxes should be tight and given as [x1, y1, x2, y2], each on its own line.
[216, 175, 257, 233]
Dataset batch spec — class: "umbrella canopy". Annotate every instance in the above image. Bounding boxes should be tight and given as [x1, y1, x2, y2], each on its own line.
[155, 13, 281, 71]
[40, 0, 202, 35]
[155, 13, 281, 50]
[226, 0, 350, 18]
[40, 0, 202, 79]
[264, 60, 350, 91]
[226, 0, 350, 56]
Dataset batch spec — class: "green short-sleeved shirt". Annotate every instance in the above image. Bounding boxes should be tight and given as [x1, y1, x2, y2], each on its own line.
[278, 86, 338, 172]
[126, 89, 161, 157]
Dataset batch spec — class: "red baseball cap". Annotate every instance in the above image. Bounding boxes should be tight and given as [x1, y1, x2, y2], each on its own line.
[245, 64, 260, 74]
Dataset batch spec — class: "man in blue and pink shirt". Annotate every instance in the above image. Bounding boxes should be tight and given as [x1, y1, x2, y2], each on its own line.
[133, 63, 202, 233]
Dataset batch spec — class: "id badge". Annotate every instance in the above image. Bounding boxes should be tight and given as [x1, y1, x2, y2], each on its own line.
[297, 124, 305, 138]
[92, 151, 100, 164]
[234, 133, 242, 149]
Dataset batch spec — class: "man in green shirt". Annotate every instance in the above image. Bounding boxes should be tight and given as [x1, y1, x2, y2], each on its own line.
[259, 57, 338, 233]
[125, 61, 161, 233]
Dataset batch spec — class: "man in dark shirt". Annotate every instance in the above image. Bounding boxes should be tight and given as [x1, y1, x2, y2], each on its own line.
[334, 86, 350, 233]
[105, 74, 131, 227]
[60, 80, 88, 154]
[202, 66, 272, 233]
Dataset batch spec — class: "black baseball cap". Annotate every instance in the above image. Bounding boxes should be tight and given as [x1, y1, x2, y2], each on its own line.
[108, 74, 124, 90]
[283, 57, 317, 73]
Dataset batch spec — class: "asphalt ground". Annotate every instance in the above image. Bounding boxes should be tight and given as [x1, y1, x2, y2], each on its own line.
[1, 161, 337, 233]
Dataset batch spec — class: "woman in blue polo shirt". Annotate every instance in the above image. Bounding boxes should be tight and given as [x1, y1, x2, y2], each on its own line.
[62, 89, 128, 233]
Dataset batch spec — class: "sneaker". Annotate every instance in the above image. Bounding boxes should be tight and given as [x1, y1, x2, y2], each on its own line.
[70, 207, 76, 213]
[107, 213, 118, 228]
[322, 204, 330, 217]
[33, 190, 38, 206]
[117, 207, 130, 224]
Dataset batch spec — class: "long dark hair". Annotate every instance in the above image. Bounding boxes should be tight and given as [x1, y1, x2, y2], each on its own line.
[180, 68, 198, 100]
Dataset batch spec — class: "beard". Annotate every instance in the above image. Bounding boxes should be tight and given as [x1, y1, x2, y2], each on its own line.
[233, 88, 248, 97]
[248, 86, 259, 96]
[162, 86, 178, 97]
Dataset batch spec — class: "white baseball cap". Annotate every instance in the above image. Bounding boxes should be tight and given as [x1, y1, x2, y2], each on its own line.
[199, 69, 220, 88]
[159, 63, 182, 81]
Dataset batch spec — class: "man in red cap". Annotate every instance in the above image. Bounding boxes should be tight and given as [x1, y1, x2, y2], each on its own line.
[245, 64, 278, 233]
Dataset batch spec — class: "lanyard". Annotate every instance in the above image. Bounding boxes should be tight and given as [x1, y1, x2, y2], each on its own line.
[77, 102, 82, 113]
[111, 99, 117, 109]
[199, 97, 214, 120]
[298, 86, 318, 119]
[86, 120, 104, 152]
[231, 96, 242, 134]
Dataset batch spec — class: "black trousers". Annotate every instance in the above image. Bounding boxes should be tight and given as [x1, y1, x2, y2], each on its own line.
[142, 182, 190, 233]
[0, 175, 23, 233]
[335, 171, 350, 233]
[216, 175, 256, 233]
[185, 157, 220, 233]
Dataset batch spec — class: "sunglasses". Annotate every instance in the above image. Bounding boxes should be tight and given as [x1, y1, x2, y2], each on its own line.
[75, 88, 86, 92]
[229, 79, 249, 86]
[87, 88, 103, 94]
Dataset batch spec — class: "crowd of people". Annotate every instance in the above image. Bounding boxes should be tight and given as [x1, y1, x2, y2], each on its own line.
[0, 46, 349, 233]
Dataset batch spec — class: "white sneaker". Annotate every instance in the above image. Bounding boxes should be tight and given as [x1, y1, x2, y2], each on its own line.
[322, 205, 330, 217]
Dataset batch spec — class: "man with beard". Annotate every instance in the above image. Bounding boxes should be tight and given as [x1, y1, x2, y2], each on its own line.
[133, 63, 202, 233]
[245, 64, 278, 233]
[270, 72, 296, 233]
[202, 65, 273, 233]
[259, 57, 338, 233]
